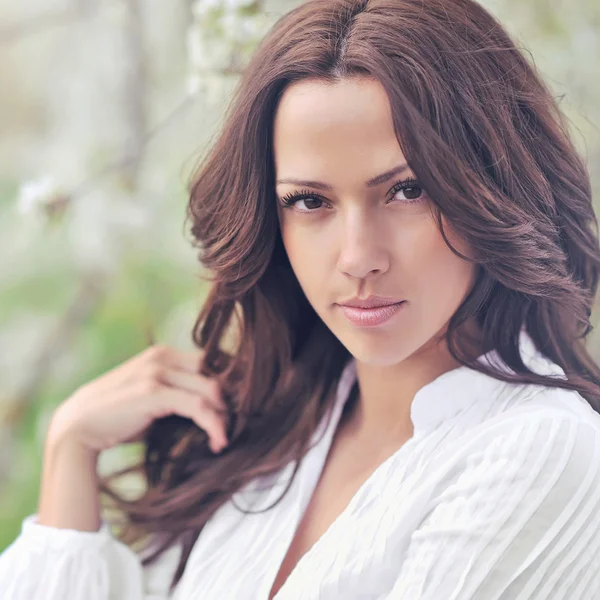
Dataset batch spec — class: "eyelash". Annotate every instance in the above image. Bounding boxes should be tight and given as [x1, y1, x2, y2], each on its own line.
[278, 177, 426, 214]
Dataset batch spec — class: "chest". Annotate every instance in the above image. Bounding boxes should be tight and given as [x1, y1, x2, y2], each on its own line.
[268, 433, 412, 599]
[267, 465, 370, 598]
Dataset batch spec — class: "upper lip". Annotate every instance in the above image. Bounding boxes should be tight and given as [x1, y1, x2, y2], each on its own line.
[337, 295, 405, 309]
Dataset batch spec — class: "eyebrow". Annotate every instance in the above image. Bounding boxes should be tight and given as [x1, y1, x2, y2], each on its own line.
[275, 163, 411, 191]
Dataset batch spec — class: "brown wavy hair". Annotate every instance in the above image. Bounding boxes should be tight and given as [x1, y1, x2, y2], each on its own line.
[99, 0, 600, 592]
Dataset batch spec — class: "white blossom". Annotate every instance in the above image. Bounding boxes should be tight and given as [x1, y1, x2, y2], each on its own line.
[16, 175, 64, 217]
[185, 0, 274, 110]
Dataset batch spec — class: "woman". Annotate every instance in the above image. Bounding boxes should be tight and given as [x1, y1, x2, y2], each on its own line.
[2, 0, 600, 598]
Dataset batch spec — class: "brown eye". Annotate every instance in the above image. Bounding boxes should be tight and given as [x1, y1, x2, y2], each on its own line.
[279, 190, 329, 213]
[403, 185, 422, 200]
[302, 198, 323, 210]
[389, 178, 427, 205]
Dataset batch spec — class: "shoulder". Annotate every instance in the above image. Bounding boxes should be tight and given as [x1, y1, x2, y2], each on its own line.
[518, 384, 600, 428]
[391, 402, 600, 598]
[417, 411, 600, 537]
[487, 382, 600, 442]
[482, 344, 600, 430]
[455, 403, 600, 499]
[436, 380, 600, 487]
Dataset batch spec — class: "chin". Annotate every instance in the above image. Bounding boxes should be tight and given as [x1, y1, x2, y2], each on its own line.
[338, 334, 412, 367]
[351, 351, 410, 368]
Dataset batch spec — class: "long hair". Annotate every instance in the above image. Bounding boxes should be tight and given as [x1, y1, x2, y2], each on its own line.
[98, 0, 600, 591]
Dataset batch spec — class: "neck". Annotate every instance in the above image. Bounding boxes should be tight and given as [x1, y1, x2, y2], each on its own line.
[344, 321, 489, 444]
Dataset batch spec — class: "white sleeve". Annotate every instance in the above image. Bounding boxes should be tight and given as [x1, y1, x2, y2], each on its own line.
[0, 514, 182, 600]
[384, 416, 600, 600]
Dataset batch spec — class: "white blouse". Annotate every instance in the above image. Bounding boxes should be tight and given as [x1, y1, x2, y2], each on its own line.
[2, 328, 600, 599]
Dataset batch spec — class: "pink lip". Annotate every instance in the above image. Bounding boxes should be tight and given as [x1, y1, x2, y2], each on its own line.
[338, 301, 406, 327]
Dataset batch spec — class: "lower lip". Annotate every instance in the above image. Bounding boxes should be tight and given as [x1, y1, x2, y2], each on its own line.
[338, 302, 406, 327]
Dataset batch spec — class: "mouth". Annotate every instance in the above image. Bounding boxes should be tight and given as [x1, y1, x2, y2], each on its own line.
[337, 301, 407, 328]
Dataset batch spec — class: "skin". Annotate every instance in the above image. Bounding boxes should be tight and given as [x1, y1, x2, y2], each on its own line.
[273, 76, 488, 446]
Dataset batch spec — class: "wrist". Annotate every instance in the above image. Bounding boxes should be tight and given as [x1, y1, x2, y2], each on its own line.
[45, 423, 99, 464]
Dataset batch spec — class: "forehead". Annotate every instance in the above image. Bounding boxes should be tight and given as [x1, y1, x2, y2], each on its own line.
[273, 77, 405, 179]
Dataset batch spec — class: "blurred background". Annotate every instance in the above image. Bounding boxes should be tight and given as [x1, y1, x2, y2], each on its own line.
[0, 0, 598, 551]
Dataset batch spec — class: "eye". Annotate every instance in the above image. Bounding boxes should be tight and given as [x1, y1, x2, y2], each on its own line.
[278, 189, 329, 213]
[387, 177, 427, 204]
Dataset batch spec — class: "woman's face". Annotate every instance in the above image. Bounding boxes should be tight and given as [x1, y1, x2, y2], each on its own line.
[273, 76, 479, 367]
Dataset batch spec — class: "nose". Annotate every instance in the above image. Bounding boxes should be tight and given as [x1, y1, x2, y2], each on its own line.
[336, 207, 390, 280]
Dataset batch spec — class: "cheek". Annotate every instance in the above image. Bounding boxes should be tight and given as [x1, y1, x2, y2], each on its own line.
[278, 218, 328, 293]
[404, 218, 476, 296]
[414, 218, 477, 298]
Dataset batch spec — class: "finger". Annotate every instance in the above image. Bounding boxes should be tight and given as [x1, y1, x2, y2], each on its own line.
[163, 348, 208, 375]
[157, 368, 227, 414]
[121, 427, 151, 445]
[153, 387, 229, 452]
[91, 346, 205, 394]
[84, 358, 139, 395]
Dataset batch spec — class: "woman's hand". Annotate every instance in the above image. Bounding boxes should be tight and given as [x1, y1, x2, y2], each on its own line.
[46, 345, 229, 454]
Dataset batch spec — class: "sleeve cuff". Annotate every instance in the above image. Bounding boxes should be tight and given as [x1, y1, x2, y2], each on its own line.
[20, 513, 113, 552]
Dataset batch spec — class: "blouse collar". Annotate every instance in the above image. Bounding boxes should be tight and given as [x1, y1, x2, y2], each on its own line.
[337, 327, 566, 433]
